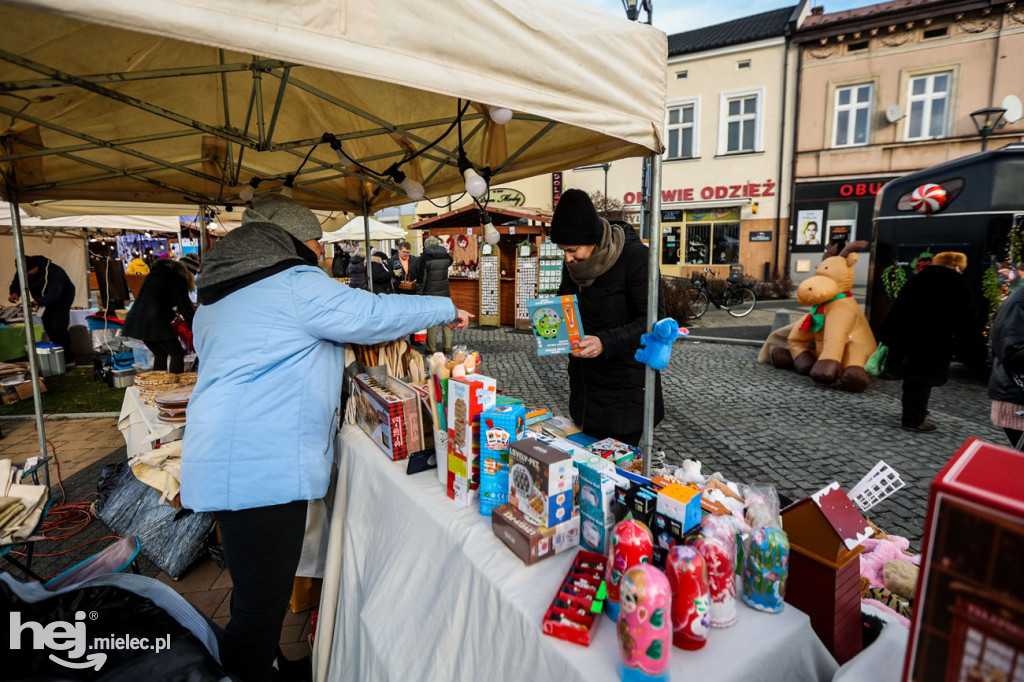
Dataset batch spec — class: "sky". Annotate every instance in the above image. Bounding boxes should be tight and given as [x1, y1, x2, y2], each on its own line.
[575, 0, 882, 35]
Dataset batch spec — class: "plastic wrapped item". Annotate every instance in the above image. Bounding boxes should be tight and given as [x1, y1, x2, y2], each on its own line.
[665, 545, 710, 650]
[741, 527, 789, 613]
[617, 563, 672, 681]
[693, 515, 739, 628]
[673, 459, 706, 486]
[95, 463, 215, 580]
[744, 483, 782, 530]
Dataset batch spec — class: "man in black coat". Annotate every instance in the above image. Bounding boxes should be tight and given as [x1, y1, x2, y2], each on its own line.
[390, 240, 422, 295]
[553, 189, 664, 446]
[8, 255, 76, 363]
[121, 259, 195, 373]
[418, 236, 454, 352]
[880, 251, 974, 432]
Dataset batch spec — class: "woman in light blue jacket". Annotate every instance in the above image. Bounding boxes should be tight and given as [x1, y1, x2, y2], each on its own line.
[181, 195, 471, 681]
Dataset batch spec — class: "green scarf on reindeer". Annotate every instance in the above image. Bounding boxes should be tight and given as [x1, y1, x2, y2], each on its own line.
[800, 291, 852, 333]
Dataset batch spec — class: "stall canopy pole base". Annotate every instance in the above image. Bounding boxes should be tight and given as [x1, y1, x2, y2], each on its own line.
[4, 172, 50, 473]
[641, 152, 663, 477]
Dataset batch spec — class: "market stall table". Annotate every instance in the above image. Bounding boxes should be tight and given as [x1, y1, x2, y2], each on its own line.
[117, 386, 185, 458]
[313, 426, 840, 682]
[0, 324, 42, 362]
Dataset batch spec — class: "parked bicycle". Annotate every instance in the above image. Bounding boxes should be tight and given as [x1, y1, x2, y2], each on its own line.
[685, 267, 757, 318]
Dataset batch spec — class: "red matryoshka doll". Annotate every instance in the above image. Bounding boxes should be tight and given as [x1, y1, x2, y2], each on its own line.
[606, 518, 654, 621]
[691, 535, 736, 628]
[617, 564, 672, 682]
[665, 546, 710, 649]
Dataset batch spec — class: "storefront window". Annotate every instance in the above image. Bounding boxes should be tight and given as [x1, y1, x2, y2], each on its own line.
[683, 209, 741, 265]
[712, 223, 740, 264]
[685, 225, 710, 264]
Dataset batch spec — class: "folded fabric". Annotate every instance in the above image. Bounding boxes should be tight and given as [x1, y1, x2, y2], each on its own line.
[129, 441, 182, 504]
[0, 481, 47, 542]
[0, 497, 26, 531]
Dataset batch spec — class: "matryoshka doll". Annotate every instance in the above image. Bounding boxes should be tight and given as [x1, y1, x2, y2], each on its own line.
[691, 535, 736, 627]
[618, 564, 672, 682]
[606, 518, 654, 621]
[665, 546, 710, 649]
[741, 527, 789, 613]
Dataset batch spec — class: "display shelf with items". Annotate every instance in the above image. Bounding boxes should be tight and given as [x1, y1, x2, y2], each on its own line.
[515, 253, 539, 330]
[542, 549, 608, 646]
[538, 239, 564, 295]
[478, 253, 500, 327]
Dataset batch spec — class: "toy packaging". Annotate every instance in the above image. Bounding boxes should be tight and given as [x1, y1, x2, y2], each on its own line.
[589, 437, 640, 467]
[491, 503, 580, 565]
[507, 438, 574, 528]
[526, 426, 591, 458]
[523, 405, 551, 425]
[479, 404, 526, 516]
[351, 373, 420, 460]
[656, 483, 702, 534]
[617, 563, 672, 681]
[542, 549, 608, 646]
[446, 374, 497, 505]
[526, 295, 585, 356]
[544, 414, 581, 437]
[741, 527, 789, 613]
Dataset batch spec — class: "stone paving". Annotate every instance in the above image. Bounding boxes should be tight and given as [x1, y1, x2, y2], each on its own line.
[456, 323, 1004, 550]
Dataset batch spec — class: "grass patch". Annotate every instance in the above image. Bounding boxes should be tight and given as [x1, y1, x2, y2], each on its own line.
[0, 366, 125, 416]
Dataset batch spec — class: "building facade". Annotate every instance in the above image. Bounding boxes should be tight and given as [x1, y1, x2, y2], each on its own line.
[791, 0, 1024, 285]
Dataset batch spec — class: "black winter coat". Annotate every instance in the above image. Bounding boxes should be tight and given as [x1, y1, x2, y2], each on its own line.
[418, 245, 453, 297]
[879, 265, 974, 386]
[557, 227, 664, 439]
[9, 256, 75, 307]
[121, 260, 194, 343]
[346, 255, 368, 290]
[390, 254, 422, 294]
[371, 254, 395, 293]
[989, 285, 1024, 404]
[331, 253, 350, 278]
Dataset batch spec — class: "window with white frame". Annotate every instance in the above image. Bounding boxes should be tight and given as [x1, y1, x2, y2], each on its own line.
[719, 88, 762, 154]
[666, 100, 697, 159]
[833, 83, 872, 147]
[906, 71, 952, 140]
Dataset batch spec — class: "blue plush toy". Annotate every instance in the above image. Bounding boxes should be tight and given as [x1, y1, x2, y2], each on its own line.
[635, 318, 688, 371]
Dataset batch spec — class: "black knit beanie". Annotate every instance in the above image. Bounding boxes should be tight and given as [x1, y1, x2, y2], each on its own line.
[550, 189, 602, 245]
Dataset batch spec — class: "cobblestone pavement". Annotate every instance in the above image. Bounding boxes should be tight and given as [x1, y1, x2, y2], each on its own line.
[455, 324, 1003, 550]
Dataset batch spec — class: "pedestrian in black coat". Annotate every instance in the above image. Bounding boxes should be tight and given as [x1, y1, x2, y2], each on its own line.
[8, 255, 76, 362]
[371, 251, 394, 293]
[331, 250, 350, 278]
[418, 236, 454, 352]
[879, 252, 974, 432]
[553, 190, 664, 446]
[346, 250, 368, 290]
[121, 259, 195, 373]
[988, 282, 1024, 446]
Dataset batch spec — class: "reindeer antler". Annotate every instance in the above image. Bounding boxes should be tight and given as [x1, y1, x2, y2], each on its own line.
[839, 240, 870, 258]
[822, 243, 841, 259]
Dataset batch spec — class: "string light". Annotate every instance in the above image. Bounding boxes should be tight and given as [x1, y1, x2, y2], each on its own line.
[387, 166, 425, 201]
[281, 174, 295, 198]
[458, 149, 488, 198]
[488, 106, 513, 125]
[480, 208, 501, 245]
[322, 133, 357, 169]
[239, 177, 261, 202]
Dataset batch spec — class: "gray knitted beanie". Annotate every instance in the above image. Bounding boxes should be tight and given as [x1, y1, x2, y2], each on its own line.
[242, 194, 322, 242]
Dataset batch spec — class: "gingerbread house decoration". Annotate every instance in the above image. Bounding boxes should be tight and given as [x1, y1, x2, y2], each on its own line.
[782, 482, 872, 664]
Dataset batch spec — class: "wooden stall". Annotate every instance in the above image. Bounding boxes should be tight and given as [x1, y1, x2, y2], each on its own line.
[411, 206, 554, 327]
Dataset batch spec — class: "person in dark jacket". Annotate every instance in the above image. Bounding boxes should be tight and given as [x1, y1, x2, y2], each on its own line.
[371, 250, 395, 294]
[8, 255, 76, 362]
[553, 189, 664, 446]
[418, 236, 455, 352]
[390, 240, 422, 294]
[331, 249, 350, 278]
[121, 259, 195, 373]
[346, 249, 368, 290]
[988, 282, 1024, 446]
[92, 253, 130, 314]
[879, 251, 974, 432]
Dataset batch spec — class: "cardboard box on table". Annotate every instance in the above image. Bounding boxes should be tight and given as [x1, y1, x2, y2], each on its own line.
[903, 438, 1024, 682]
[781, 482, 871, 665]
[351, 373, 421, 460]
[446, 374, 496, 505]
[491, 503, 580, 565]
[508, 438, 574, 528]
[479, 404, 527, 516]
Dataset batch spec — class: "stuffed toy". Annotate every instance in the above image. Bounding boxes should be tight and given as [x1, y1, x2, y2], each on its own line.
[771, 241, 877, 392]
[635, 318, 688, 371]
[882, 559, 919, 601]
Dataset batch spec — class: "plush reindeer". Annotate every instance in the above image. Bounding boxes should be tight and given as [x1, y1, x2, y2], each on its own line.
[771, 241, 877, 392]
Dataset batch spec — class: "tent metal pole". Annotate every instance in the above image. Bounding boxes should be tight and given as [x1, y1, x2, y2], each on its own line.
[363, 201, 373, 293]
[640, 152, 663, 477]
[197, 205, 206, 263]
[5, 183, 50, 476]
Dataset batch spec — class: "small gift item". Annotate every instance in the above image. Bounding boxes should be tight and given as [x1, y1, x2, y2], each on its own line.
[606, 518, 654, 621]
[691, 535, 737, 628]
[665, 546, 710, 649]
[617, 564, 671, 682]
[741, 527, 789, 613]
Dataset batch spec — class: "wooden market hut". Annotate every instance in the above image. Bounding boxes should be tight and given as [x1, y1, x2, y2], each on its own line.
[411, 206, 554, 328]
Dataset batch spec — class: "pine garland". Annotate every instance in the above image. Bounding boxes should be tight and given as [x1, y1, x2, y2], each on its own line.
[881, 263, 907, 300]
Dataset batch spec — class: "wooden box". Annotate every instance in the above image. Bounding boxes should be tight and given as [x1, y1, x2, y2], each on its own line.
[903, 438, 1024, 682]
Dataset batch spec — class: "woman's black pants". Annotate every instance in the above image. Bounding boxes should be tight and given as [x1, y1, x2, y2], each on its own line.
[145, 339, 185, 373]
[213, 500, 307, 682]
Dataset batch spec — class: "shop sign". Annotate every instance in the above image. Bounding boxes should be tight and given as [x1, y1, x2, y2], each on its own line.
[749, 231, 772, 242]
[838, 182, 886, 197]
[624, 180, 775, 205]
[487, 188, 525, 206]
[552, 172, 563, 207]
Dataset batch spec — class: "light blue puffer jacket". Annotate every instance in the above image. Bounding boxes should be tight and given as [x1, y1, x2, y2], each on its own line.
[180, 265, 455, 512]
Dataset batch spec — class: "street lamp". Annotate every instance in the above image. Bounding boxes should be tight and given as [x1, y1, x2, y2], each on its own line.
[970, 106, 1007, 151]
[622, 0, 651, 23]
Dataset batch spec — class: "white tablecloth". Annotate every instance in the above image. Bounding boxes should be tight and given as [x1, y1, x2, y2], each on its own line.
[314, 426, 840, 682]
[117, 386, 185, 458]
[69, 308, 99, 329]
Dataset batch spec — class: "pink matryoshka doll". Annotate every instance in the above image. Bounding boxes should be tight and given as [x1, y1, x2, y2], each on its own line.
[606, 518, 654, 621]
[617, 564, 672, 682]
[691, 535, 737, 627]
[665, 545, 710, 649]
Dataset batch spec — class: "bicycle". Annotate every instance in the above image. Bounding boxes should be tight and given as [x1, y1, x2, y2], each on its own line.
[685, 267, 757, 318]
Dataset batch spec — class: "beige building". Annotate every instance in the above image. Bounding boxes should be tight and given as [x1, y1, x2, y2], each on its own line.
[791, 0, 1024, 284]
[415, 3, 810, 284]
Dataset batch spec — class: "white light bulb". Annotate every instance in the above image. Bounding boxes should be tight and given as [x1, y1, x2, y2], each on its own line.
[488, 106, 513, 125]
[239, 185, 255, 202]
[484, 220, 500, 245]
[281, 185, 293, 198]
[335, 147, 355, 168]
[400, 176, 425, 201]
[463, 167, 488, 198]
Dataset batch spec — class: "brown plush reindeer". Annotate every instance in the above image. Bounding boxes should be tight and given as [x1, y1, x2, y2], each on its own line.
[771, 241, 877, 392]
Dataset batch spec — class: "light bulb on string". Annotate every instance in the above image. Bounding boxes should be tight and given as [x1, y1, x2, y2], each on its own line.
[389, 167, 425, 201]
[324, 133, 356, 169]
[463, 166, 488, 198]
[281, 175, 295, 198]
[480, 209, 500, 245]
[488, 106, 513, 125]
[239, 177, 261, 202]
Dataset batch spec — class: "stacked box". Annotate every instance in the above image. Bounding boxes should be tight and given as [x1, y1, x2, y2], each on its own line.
[352, 373, 417, 460]
[589, 437, 641, 467]
[614, 482, 659, 529]
[446, 374, 497, 505]
[656, 483, 703, 534]
[479, 404, 527, 516]
[491, 504, 580, 565]
[508, 439, 574, 528]
[651, 512, 689, 569]
[575, 455, 618, 553]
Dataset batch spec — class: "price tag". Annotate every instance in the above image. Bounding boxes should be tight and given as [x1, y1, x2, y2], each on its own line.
[510, 226, 516, 235]
[467, 228, 474, 235]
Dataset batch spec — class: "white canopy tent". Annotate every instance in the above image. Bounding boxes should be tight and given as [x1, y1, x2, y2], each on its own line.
[320, 216, 404, 242]
[0, 0, 668, 580]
